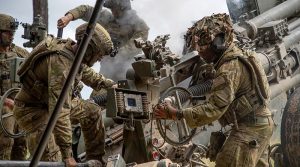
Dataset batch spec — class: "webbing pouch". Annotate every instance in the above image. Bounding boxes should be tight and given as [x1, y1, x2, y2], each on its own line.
[206, 131, 226, 162]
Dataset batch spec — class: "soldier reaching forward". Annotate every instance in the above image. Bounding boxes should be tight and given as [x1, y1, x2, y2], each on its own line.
[154, 13, 274, 167]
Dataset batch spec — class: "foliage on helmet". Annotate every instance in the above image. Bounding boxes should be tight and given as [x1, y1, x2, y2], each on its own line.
[184, 13, 234, 52]
[104, 0, 132, 11]
[75, 23, 114, 57]
[0, 13, 19, 31]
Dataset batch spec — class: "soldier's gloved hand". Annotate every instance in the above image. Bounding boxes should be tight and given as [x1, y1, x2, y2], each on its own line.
[153, 101, 177, 120]
[111, 84, 118, 88]
[4, 98, 14, 110]
[163, 96, 175, 104]
[57, 13, 73, 28]
[64, 157, 77, 167]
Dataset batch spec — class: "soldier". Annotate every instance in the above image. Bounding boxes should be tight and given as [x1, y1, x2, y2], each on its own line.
[57, 0, 149, 82]
[154, 13, 274, 167]
[0, 13, 29, 160]
[13, 23, 115, 166]
[70, 64, 116, 164]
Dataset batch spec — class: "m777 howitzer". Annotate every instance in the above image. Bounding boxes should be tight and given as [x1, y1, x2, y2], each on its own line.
[100, 1, 300, 165]
[2, 1, 300, 166]
[95, 35, 213, 166]
[90, 34, 204, 166]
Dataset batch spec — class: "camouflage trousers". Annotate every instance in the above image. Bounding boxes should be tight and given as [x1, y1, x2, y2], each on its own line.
[0, 106, 27, 160]
[215, 122, 274, 167]
[70, 97, 106, 160]
[13, 97, 105, 161]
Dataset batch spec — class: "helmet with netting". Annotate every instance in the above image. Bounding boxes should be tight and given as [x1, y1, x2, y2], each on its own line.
[104, 0, 132, 11]
[184, 13, 234, 52]
[76, 23, 114, 59]
[0, 13, 19, 32]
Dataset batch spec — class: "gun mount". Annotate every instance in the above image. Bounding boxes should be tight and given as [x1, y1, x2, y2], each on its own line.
[104, 0, 300, 165]
[132, 35, 180, 81]
[21, 14, 47, 48]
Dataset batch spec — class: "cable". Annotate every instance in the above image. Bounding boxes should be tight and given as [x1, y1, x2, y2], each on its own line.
[0, 88, 27, 138]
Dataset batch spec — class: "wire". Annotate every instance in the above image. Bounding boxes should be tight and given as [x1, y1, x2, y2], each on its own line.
[0, 88, 27, 138]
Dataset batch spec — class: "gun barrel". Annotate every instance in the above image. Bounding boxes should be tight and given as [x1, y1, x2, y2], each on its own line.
[288, 18, 300, 31]
[241, 0, 300, 38]
[284, 26, 300, 49]
[270, 74, 300, 99]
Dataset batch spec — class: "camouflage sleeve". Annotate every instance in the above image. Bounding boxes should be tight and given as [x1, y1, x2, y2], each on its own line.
[48, 55, 73, 159]
[67, 5, 112, 25]
[12, 44, 30, 58]
[67, 5, 94, 21]
[183, 59, 242, 128]
[81, 64, 115, 91]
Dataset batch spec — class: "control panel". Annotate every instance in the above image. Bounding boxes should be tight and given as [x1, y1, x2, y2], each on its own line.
[107, 88, 149, 120]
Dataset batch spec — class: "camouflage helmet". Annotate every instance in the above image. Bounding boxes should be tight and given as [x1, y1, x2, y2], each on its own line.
[184, 13, 234, 53]
[104, 0, 132, 11]
[0, 13, 19, 32]
[76, 23, 114, 62]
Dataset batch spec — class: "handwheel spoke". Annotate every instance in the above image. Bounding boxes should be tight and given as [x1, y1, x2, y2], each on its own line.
[156, 86, 197, 146]
[165, 120, 176, 128]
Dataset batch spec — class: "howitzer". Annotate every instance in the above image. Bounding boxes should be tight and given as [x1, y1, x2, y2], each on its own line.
[98, 35, 211, 166]
[102, 1, 300, 165]
[2, 0, 300, 166]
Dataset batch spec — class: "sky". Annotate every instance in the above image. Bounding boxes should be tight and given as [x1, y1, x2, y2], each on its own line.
[1, 0, 229, 99]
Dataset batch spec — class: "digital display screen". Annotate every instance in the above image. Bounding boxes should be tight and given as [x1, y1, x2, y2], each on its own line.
[127, 98, 136, 107]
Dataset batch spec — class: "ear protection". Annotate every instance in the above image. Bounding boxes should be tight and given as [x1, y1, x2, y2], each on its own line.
[210, 33, 226, 54]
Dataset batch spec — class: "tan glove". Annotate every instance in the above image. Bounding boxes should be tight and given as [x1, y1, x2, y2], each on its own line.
[57, 13, 73, 28]
[103, 79, 116, 88]
[64, 157, 77, 167]
[153, 101, 178, 120]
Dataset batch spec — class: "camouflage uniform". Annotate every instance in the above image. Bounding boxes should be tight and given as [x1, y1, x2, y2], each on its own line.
[70, 64, 114, 160]
[67, 0, 149, 82]
[182, 14, 274, 167]
[0, 13, 28, 160]
[13, 23, 114, 161]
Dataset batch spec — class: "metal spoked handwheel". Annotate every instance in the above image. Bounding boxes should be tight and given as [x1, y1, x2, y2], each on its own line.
[189, 143, 209, 167]
[156, 86, 197, 146]
[0, 88, 27, 138]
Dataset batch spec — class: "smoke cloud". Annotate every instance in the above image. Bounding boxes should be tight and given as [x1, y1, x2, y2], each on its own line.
[1, 0, 229, 99]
